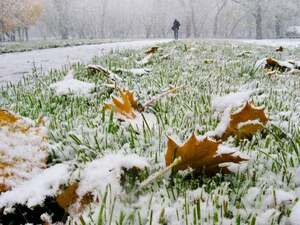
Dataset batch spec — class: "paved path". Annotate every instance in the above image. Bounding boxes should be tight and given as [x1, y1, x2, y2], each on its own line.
[0, 39, 170, 85]
[240, 39, 300, 48]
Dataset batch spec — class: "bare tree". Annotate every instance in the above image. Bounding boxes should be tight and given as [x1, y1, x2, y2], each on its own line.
[213, 0, 228, 37]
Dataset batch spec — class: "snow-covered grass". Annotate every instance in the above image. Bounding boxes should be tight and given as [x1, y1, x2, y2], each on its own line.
[0, 38, 114, 54]
[0, 40, 300, 224]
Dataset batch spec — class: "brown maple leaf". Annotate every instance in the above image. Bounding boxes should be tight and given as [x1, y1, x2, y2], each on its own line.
[265, 58, 294, 72]
[276, 46, 284, 52]
[145, 46, 159, 55]
[222, 101, 268, 140]
[104, 90, 140, 119]
[56, 183, 93, 213]
[165, 133, 247, 175]
[0, 109, 18, 125]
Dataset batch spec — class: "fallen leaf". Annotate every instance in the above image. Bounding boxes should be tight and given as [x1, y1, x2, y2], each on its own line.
[222, 101, 268, 139]
[165, 134, 247, 174]
[275, 46, 284, 52]
[104, 90, 139, 119]
[0, 109, 18, 125]
[145, 46, 159, 55]
[87, 64, 123, 83]
[264, 57, 294, 72]
[56, 183, 93, 213]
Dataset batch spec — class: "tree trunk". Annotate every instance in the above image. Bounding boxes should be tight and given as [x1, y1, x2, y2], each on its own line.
[25, 27, 29, 41]
[186, 14, 192, 38]
[255, 4, 263, 39]
[275, 16, 281, 38]
[213, 0, 228, 37]
[190, 1, 198, 37]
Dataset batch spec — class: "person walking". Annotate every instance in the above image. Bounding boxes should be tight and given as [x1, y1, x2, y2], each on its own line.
[172, 19, 180, 40]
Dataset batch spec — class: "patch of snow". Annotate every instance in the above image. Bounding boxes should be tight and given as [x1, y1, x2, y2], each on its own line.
[0, 163, 70, 209]
[50, 70, 95, 96]
[237, 119, 262, 129]
[256, 209, 278, 225]
[216, 145, 239, 156]
[117, 111, 158, 131]
[212, 90, 254, 112]
[0, 113, 48, 190]
[205, 107, 231, 138]
[137, 53, 154, 66]
[290, 201, 300, 225]
[119, 68, 151, 76]
[77, 154, 149, 197]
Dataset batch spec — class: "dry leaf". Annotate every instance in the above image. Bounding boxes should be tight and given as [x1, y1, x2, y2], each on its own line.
[276, 46, 284, 52]
[165, 134, 247, 174]
[56, 183, 93, 213]
[222, 101, 268, 140]
[104, 90, 140, 119]
[0, 109, 18, 125]
[265, 57, 294, 72]
[87, 64, 122, 83]
[145, 46, 159, 55]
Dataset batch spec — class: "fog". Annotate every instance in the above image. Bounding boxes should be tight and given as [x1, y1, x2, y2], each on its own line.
[1, 0, 300, 41]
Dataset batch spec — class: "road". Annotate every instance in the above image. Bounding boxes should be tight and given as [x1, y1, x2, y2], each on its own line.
[0, 39, 170, 86]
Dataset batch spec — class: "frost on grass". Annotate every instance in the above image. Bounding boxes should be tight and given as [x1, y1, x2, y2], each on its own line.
[50, 70, 95, 96]
[1, 40, 300, 224]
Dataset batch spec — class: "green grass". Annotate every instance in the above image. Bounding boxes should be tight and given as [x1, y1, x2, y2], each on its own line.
[0, 40, 299, 224]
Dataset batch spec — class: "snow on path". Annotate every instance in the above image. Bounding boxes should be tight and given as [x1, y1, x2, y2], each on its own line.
[240, 39, 300, 48]
[0, 39, 170, 86]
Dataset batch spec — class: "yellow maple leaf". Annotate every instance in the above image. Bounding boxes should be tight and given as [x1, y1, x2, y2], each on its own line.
[0, 109, 19, 125]
[104, 90, 139, 119]
[165, 133, 247, 175]
[222, 101, 268, 140]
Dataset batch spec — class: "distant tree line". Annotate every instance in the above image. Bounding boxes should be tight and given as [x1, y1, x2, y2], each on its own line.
[1, 0, 300, 42]
[0, 0, 43, 42]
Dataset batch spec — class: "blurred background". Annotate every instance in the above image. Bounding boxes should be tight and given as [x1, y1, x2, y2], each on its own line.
[1, 0, 300, 42]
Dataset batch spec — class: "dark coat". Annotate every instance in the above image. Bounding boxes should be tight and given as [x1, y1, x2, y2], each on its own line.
[172, 20, 180, 31]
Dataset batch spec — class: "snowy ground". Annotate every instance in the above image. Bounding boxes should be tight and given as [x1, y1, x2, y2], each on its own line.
[240, 38, 300, 48]
[0, 39, 170, 86]
[1, 39, 300, 225]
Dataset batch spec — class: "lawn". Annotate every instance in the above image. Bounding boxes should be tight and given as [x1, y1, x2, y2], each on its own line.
[0, 40, 299, 225]
[0, 38, 120, 54]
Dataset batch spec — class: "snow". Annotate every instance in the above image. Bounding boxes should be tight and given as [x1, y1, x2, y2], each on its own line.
[212, 90, 254, 112]
[237, 119, 262, 129]
[0, 39, 170, 86]
[295, 168, 300, 186]
[290, 201, 300, 225]
[118, 68, 151, 76]
[216, 145, 239, 156]
[256, 209, 278, 225]
[76, 154, 149, 197]
[240, 39, 300, 48]
[0, 112, 48, 190]
[0, 163, 70, 209]
[137, 53, 155, 66]
[50, 70, 95, 96]
[205, 107, 231, 138]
